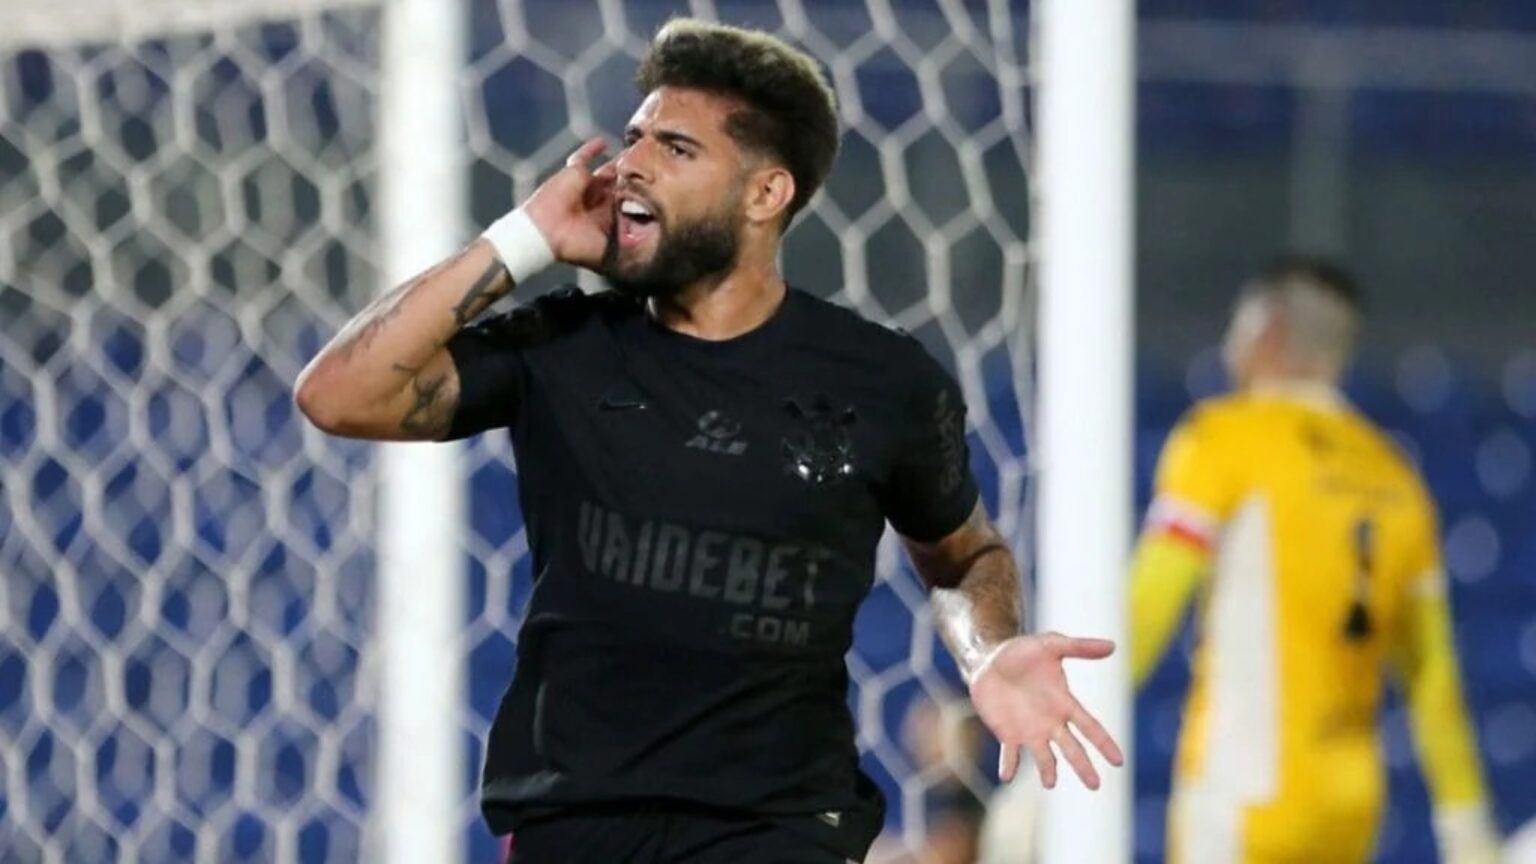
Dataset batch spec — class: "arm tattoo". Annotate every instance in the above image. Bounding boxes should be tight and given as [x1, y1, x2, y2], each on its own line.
[330, 246, 509, 363]
[926, 540, 1009, 589]
[909, 504, 1023, 683]
[451, 261, 512, 327]
[332, 279, 413, 361]
[398, 370, 456, 438]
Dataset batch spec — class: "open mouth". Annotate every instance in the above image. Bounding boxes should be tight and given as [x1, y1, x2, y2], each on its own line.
[618, 198, 659, 249]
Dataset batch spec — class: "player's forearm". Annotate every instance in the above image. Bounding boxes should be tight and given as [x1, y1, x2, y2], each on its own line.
[911, 505, 1022, 683]
[1408, 663, 1488, 807]
[1400, 594, 1490, 809]
[931, 557, 1021, 684]
[1393, 591, 1500, 864]
[1128, 532, 1208, 688]
[295, 240, 511, 436]
[1413, 668, 1501, 863]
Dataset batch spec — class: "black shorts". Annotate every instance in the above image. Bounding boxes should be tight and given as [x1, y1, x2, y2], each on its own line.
[506, 803, 854, 864]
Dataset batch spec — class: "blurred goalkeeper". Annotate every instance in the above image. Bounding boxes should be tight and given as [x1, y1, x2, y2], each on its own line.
[1131, 257, 1499, 864]
[295, 19, 1121, 864]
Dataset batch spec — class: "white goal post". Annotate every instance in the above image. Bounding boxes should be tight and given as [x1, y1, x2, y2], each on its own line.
[1034, 2, 1134, 863]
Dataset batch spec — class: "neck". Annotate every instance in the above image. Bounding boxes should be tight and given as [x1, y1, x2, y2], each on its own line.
[1243, 352, 1342, 392]
[1244, 374, 1343, 401]
[648, 246, 786, 341]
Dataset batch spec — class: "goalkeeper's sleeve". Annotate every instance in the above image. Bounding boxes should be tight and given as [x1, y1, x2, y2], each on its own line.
[1391, 566, 1500, 864]
[1129, 529, 1210, 689]
[1131, 407, 1237, 689]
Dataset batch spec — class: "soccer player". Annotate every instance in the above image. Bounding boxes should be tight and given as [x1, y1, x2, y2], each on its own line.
[295, 19, 1121, 863]
[1130, 257, 1500, 864]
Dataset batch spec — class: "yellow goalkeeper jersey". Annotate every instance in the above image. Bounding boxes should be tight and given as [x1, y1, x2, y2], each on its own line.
[1132, 383, 1490, 864]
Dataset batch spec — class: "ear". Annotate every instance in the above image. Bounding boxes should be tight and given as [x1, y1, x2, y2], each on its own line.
[743, 165, 796, 228]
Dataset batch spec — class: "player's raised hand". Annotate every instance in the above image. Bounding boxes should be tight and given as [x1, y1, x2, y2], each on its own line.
[520, 136, 616, 271]
[968, 632, 1124, 790]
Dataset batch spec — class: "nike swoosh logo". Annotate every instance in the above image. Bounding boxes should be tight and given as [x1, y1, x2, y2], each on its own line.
[598, 397, 648, 412]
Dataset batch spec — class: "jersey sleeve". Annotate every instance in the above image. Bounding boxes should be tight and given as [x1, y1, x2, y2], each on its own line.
[1127, 406, 1236, 685]
[442, 287, 585, 440]
[442, 311, 531, 440]
[877, 350, 981, 543]
[1129, 531, 1210, 688]
[1400, 481, 1451, 599]
[1143, 405, 1241, 552]
[1390, 486, 1493, 815]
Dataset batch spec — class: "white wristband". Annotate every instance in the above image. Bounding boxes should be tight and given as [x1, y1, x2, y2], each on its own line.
[481, 208, 555, 284]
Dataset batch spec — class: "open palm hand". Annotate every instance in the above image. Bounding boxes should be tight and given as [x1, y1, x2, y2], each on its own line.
[969, 633, 1125, 789]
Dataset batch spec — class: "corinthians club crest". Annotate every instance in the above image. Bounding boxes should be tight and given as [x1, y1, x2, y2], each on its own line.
[781, 395, 857, 485]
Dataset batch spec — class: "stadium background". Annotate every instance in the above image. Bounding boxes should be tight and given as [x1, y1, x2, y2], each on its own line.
[1, 0, 1533, 861]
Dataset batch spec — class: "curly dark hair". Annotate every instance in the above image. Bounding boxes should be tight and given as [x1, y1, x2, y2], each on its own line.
[636, 19, 839, 227]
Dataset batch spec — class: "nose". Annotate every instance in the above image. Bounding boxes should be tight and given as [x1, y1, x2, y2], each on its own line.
[615, 137, 654, 185]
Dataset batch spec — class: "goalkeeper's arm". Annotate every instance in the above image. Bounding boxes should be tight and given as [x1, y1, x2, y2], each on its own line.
[1392, 573, 1501, 864]
[1128, 524, 1210, 689]
[1131, 410, 1231, 689]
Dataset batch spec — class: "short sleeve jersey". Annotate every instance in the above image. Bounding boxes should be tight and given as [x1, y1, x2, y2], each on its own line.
[444, 286, 979, 858]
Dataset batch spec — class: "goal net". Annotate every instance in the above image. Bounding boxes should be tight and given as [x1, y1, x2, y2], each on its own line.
[0, 1, 1034, 860]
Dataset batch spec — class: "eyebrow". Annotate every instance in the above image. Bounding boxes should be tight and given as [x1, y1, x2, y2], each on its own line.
[625, 125, 705, 151]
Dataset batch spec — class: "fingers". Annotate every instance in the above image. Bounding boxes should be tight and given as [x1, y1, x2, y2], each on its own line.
[997, 743, 1021, 783]
[581, 164, 616, 210]
[565, 136, 609, 169]
[1052, 726, 1100, 790]
[1029, 740, 1057, 789]
[1052, 636, 1115, 660]
[1071, 702, 1125, 767]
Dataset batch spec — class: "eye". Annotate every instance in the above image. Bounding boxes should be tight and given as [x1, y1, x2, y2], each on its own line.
[667, 142, 690, 158]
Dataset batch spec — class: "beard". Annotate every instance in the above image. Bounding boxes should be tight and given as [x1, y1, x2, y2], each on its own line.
[602, 199, 743, 300]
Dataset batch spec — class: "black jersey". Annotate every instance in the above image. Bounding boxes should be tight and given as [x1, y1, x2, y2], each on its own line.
[444, 286, 979, 859]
